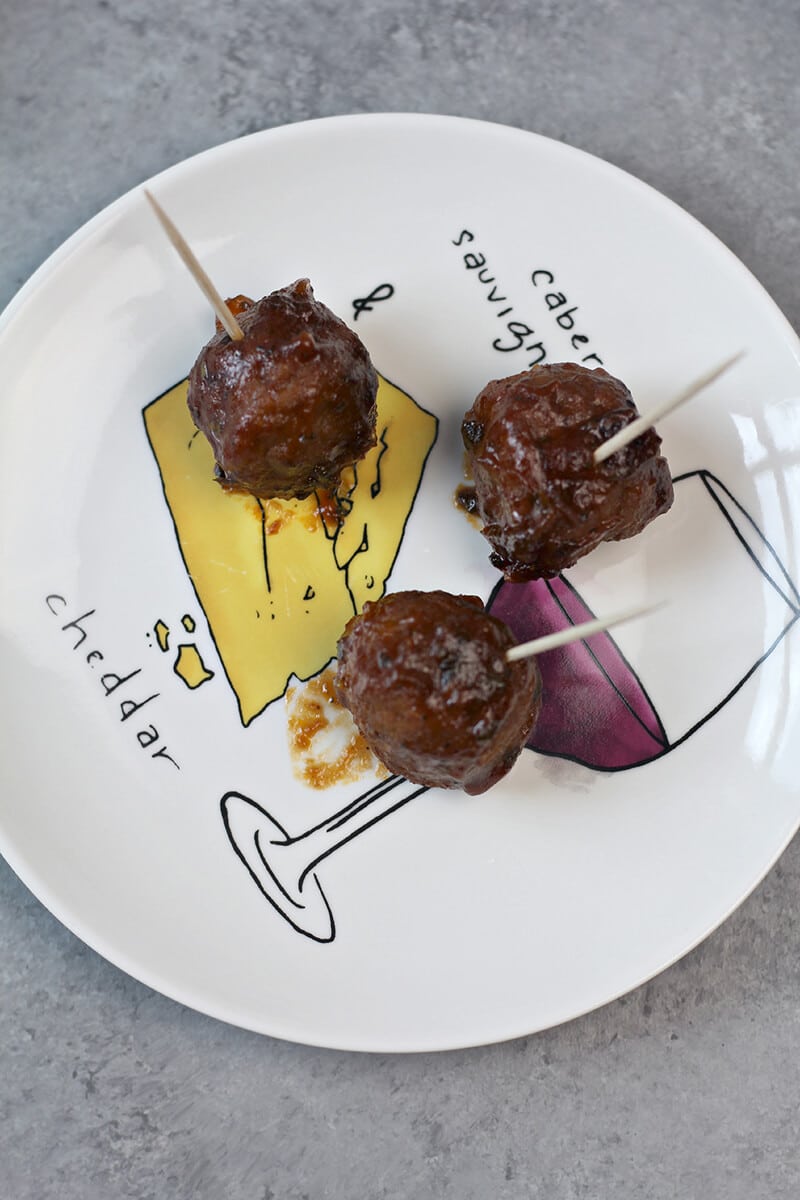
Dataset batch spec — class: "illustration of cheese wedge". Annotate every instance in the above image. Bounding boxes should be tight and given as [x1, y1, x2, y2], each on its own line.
[144, 375, 437, 725]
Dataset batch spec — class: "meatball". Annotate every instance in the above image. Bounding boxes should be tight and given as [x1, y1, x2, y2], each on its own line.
[462, 362, 674, 580]
[335, 590, 542, 795]
[187, 278, 378, 498]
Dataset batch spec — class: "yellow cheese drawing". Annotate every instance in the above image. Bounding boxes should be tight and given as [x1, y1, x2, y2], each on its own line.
[173, 643, 215, 689]
[144, 375, 437, 725]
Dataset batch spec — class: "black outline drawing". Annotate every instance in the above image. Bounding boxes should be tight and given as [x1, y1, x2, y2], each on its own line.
[219, 469, 799, 941]
[221, 776, 428, 943]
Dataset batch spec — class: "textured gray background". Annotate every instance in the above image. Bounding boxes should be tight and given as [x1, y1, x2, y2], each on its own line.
[2, 1, 800, 1197]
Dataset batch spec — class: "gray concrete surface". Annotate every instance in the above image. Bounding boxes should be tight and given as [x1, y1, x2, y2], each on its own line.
[2, 1, 800, 1196]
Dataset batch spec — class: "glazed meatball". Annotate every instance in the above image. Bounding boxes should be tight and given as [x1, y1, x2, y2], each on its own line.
[187, 279, 378, 498]
[335, 590, 542, 795]
[462, 363, 674, 580]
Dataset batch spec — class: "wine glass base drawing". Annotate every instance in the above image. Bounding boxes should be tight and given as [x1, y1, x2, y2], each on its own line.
[221, 775, 428, 942]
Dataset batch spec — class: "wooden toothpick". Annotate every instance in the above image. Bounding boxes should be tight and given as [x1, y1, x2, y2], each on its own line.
[144, 189, 244, 341]
[505, 600, 663, 663]
[593, 351, 745, 465]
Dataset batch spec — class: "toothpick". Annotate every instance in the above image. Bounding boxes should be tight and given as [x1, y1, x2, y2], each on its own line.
[144, 189, 244, 342]
[505, 600, 663, 663]
[593, 351, 745, 464]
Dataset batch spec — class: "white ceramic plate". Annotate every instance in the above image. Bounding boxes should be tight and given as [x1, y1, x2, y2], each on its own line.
[1, 114, 799, 1052]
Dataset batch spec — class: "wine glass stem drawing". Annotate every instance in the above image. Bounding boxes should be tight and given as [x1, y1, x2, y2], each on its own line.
[221, 774, 428, 942]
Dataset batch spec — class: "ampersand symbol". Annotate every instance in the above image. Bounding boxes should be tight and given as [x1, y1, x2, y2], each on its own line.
[352, 283, 395, 321]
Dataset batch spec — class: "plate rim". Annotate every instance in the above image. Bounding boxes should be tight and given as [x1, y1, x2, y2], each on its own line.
[1, 111, 799, 1053]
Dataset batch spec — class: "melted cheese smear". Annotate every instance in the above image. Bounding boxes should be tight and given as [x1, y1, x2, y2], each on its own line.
[285, 665, 388, 789]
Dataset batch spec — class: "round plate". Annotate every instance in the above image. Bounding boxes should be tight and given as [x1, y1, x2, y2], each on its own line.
[1, 114, 798, 1052]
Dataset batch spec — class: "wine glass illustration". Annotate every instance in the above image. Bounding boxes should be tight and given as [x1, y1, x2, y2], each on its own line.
[221, 469, 799, 942]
